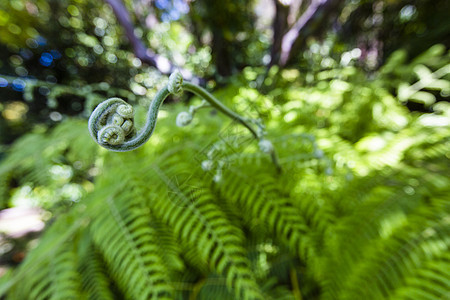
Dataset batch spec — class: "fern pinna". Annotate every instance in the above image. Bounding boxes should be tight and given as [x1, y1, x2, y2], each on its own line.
[0, 70, 449, 299]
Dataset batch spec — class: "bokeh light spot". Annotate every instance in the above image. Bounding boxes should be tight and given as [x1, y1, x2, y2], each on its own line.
[12, 79, 26, 91]
[39, 52, 53, 67]
[0, 77, 8, 87]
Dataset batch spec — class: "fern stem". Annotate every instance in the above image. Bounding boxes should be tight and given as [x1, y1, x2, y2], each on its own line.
[182, 82, 282, 172]
[181, 82, 259, 139]
[189, 278, 206, 300]
[270, 149, 282, 173]
[290, 268, 303, 300]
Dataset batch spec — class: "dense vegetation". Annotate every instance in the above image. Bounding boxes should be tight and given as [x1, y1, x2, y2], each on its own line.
[0, 0, 449, 299]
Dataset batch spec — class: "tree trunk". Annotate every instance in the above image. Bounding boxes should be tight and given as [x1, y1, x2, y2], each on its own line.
[276, 0, 344, 67]
[269, 0, 291, 68]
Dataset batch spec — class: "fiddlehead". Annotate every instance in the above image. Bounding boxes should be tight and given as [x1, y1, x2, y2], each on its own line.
[88, 85, 171, 152]
[175, 111, 193, 127]
[167, 71, 183, 95]
[89, 98, 134, 149]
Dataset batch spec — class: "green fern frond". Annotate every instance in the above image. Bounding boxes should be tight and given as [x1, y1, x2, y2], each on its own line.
[388, 252, 450, 299]
[149, 217, 186, 273]
[321, 179, 450, 300]
[0, 119, 96, 209]
[149, 164, 265, 300]
[78, 239, 116, 300]
[5, 214, 86, 300]
[217, 163, 312, 262]
[89, 188, 173, 300]
[49, 242, 84, 300]
[339, 218, 449, 300]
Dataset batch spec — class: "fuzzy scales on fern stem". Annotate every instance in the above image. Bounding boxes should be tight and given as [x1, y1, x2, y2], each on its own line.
[88, 71, 282, 171]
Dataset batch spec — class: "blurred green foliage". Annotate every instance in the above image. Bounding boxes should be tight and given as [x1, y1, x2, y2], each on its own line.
[0, 0, 449, 299]
[1, 46, 449, 298]
[338, 0, 450, 62]
[1, 0, 447, 145]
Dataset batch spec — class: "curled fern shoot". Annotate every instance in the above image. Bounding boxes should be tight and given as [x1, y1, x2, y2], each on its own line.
[88, 71, 282, 171]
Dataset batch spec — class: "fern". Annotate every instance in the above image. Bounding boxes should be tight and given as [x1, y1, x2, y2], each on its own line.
[89, 188, 173, 299]
[49, 241, 84, 300]
[78, 241, 116, 300]
[149, 162, 265, 300]
[1, 65, 449, 299]
[0, 119, 97, 209]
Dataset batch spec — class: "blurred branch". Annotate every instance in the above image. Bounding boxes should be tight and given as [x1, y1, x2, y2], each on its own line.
[269, 0, 290, 67]
[0, 74, 139, 116]
[104, 0, 195, 80]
